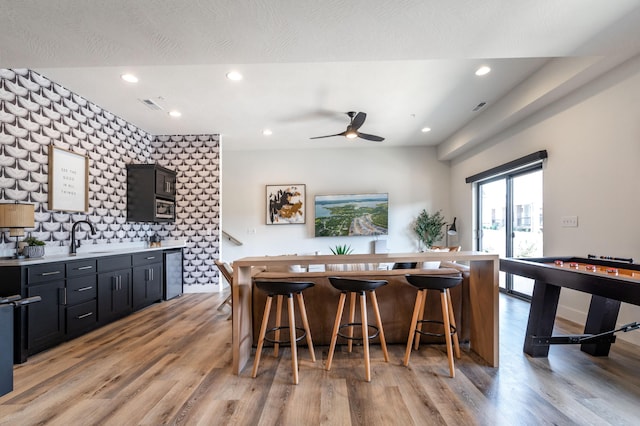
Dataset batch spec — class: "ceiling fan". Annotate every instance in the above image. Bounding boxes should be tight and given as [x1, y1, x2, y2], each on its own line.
[310, 111, 385, 142]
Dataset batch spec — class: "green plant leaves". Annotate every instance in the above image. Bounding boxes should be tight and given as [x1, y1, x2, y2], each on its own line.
[330, 244, 353, 255]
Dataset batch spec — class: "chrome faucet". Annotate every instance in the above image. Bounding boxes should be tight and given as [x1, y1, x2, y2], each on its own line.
[70, 220, 96, 255]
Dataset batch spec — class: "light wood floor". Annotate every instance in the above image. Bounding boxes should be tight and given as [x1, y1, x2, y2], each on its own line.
[1, 291, 639, 425]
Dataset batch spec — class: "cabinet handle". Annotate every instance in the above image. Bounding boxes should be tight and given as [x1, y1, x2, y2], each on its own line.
[145, 256, 156, 260]
[59, 288, 67, 305]
[77, 312, 94, 319]
[77, 265, 93, 271]
[118, 275, 122, 290]
[76, 286, 93, 292]
[41, 271, 61, 276]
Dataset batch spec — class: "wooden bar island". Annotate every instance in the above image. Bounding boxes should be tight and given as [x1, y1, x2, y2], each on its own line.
[231, 251, 499, 374]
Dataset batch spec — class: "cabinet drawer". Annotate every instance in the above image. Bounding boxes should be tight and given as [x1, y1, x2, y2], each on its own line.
[66, 259, 97, 277]
[27, 263, 65, 284]
[132, 251, 163, 267]
[67, 276, 97, 305]
[97, 255, 131, 273]
[67, 300, 97, 335]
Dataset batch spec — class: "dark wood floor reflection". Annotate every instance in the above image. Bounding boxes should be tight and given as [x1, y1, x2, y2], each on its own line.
[1, 291, 639, 425]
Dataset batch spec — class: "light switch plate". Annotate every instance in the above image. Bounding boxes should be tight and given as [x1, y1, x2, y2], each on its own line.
[561, 216, 578, 227]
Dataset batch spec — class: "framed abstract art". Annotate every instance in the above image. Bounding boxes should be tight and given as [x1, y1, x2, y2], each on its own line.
[266, 184, 305, 225]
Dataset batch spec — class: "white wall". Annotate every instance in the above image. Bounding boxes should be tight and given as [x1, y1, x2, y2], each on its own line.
[450, 53, 640, 345]
[220, 145, 453, 261]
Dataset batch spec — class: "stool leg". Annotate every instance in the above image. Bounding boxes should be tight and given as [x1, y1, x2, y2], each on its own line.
[360, 291, 371, 382]
[273, 295, 283, 357]
[287, 294, 299, 385]
[404, 290, 424, 366]
[440, 290, 455, 378]
[252, 295, 273, 378]
[296, 292, 316, 362]
[369, 290, 389, 362]
[326, 292, 347, 371]
[414, 289, 428, 350]
[446, 289, 461, 359]
[347, 292, 356, 353]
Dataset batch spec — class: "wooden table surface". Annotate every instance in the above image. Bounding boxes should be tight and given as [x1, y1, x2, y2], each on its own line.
[232, 251, 500, 374]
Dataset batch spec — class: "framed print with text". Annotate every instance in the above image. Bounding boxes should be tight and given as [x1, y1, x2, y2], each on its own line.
[48, 146, 89, 212]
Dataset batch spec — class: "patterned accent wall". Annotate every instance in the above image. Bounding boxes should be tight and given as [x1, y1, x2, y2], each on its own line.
[0, 69, 221, 288]
[151, 135, 220, 286]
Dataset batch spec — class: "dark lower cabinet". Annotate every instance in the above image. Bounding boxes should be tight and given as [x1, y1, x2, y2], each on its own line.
[98, 268, 132, 324]
[132, 251, 163, 310]
[26, 279, 65, 355]
[132, 263, 163, 310]
[3, 248, 181, 364]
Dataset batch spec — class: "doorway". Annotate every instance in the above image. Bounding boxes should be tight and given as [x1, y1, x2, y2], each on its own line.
[477, 167, 543, 298]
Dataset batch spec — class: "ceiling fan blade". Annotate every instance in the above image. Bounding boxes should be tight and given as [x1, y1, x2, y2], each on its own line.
[351, 112, 367, 130]
[310, 131, 346, 139]
[357, 132, 385, 142]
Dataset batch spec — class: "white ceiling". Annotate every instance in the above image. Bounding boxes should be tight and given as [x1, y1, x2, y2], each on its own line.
[2, 0, 640, 157]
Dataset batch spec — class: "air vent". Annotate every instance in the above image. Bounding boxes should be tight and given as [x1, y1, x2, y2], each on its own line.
[472, 102, 487, 112]
[139, 98, 163, 111]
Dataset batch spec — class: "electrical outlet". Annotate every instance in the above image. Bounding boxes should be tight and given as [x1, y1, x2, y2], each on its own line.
[561, 216, 578, 227]
[247, 228, 256, 235]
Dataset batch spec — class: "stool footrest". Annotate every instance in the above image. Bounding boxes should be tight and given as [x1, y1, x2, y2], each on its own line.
[337, 322, 380, 341]
[415, 319, 457, 338]
[264, 326, 307, 345]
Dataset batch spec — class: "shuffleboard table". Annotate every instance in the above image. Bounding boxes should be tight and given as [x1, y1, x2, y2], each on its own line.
[500, 256, 640, 357]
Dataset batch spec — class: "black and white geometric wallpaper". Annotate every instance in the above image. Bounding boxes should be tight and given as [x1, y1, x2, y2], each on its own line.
[151, 135, 220, 286]
[0, 68, 220, 288]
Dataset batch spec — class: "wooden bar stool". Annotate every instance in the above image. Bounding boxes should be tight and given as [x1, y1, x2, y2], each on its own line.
[403, 274, 463, 377]
[326, 277, 389, 382]
[252, 280, 316, 385]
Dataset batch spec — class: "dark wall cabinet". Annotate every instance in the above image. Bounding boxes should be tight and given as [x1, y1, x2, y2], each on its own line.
[126, 164, 177, 222]
[1, 248, 181, 363]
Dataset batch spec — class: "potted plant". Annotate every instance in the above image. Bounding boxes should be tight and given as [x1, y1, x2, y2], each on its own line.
[413, 209, 446, 251]
[329, 244, 353, 255]
[327, 244, 353, 271]
[22, 236, 45, 258]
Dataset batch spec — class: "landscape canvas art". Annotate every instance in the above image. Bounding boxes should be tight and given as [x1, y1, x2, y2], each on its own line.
[315, 193, 388, 237]
[266, 184, 305, 225]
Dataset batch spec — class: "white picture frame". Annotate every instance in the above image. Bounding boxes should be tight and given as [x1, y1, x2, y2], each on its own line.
[48, 146, 89, 212]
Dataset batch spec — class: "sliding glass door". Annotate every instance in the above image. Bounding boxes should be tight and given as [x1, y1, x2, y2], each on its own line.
[477, 167, 543, 298]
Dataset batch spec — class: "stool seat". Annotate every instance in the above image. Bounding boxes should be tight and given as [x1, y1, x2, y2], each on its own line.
[252, 280, 316, 385]
[255, 280, 315, 296]
[405, 274, 462, 290]
[326, 277, 389, 382]
[327, 277, 387, 293]
[403, 273, 463, 378]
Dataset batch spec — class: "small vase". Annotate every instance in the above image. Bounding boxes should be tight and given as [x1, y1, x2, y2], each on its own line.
[24, 245, 45, 258]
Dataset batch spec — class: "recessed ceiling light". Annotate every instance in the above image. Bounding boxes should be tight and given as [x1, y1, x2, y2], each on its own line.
[475, 66, 491, 76]
[226, 71, 243, 81]
[262, 129, 273, 136]
[421, 127, 431, 133]
[121, 73, 138, 83]
[168, 110, 182, 118]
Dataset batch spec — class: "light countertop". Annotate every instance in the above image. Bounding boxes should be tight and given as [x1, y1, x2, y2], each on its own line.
[0, 240, 187, 267]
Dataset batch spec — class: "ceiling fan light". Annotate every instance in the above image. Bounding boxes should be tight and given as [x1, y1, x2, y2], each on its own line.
[345, 130, 358, 139]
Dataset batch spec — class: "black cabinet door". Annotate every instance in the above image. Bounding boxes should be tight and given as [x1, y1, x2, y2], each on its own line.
[155, 169, 176, 199]
[26, 280, 65, 355]
[132, 264, 163, 310]
[98, 268, 132, 324]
